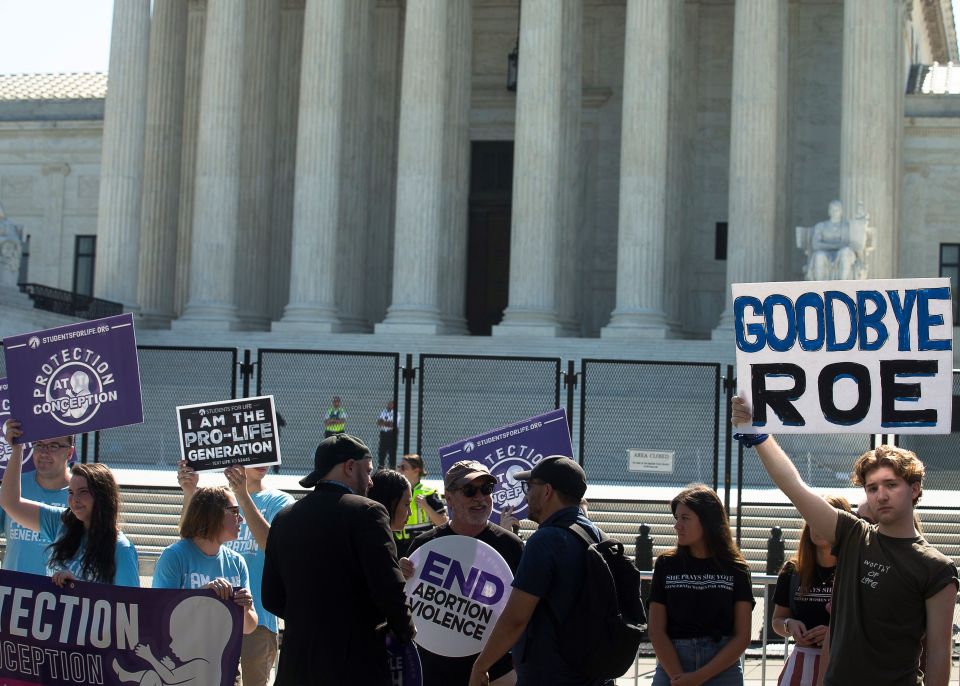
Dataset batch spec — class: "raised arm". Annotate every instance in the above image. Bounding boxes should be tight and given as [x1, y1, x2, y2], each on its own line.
[732, 397, 839, 544]
[923, 583, 958, 686]
[224, 466, 270, 550]
[0, 420, 42, 532]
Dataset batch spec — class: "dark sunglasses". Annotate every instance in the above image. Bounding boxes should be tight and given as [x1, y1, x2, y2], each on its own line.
[520, 479, 545, 495]
[458, 483, 495, 497]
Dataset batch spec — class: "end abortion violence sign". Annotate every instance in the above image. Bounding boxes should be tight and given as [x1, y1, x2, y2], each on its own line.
[439, 409, 573, 525]
[733, 277, 953, 434]
[0, 568, 242, 686]
[2, 314, 143, 444]
[405, 536, 513, 658]
[177, 396, 281, 472]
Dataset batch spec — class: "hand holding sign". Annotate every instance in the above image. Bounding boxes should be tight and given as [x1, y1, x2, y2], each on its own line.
[177, 396, 282, 471]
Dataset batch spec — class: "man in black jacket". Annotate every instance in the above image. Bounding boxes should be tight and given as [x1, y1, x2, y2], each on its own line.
[262, 434, 415, 685]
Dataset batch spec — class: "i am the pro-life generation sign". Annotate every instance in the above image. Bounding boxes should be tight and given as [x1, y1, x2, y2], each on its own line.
[439, 409, 573, 525]
[733, 278, 953, 434]
[3, 314, 144, 443]
[176, 396, 281, 472]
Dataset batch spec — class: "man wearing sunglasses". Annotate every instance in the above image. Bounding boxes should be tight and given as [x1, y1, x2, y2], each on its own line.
[401, 460, 524, 686]
[0, 435, 72, 575]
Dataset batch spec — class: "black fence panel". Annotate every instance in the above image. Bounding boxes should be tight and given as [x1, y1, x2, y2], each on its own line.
[257, 349, 399, 475]
[96, 346, 238, 468]
[417, 355, 562, 475]
[741, 433, 875, 490]
[579, 360, 720, 488]
[895, 370, 960, 492]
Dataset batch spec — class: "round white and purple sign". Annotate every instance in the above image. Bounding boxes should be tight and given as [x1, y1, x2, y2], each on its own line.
[405, 536, 513, 658]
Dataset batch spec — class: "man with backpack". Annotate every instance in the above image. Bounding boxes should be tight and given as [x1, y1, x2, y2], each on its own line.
[469, 456, 645, 686]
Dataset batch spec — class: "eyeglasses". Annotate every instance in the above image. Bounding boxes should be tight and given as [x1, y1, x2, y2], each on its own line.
[224, 506, 242, 519]
[34, 442, 70, 452]
[458, 483, 495, 498]
[520, 479, 545, 495]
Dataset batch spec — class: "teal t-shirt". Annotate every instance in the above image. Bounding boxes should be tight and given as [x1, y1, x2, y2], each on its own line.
[37, 503, 140, 587]
[153, 538, 250, 592]
[0, 475, 69, 575]
[224, 488, 294, 633]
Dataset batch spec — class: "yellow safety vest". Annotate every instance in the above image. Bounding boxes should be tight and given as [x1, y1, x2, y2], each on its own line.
[395, 482, 440, 542]
[325, 407, 346, 432]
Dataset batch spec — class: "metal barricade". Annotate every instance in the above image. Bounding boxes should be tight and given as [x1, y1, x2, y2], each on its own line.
[416, 354, 562, 474]
[256, 349, 400, 474]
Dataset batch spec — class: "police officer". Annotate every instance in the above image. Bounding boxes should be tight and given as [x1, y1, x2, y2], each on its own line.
[395, 454, 446, 557]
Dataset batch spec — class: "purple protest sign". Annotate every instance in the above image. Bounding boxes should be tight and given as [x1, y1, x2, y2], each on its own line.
[0, 568, 243, 686]
[439, 409, 573, 525]
[3, 314, 144, 444]
[0, 378, 36, 479]
[386, 634, 423, 686]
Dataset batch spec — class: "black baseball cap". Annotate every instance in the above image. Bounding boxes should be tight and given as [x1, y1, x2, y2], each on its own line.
[300, 434, 371, 488]
[513, 455, 587, 500]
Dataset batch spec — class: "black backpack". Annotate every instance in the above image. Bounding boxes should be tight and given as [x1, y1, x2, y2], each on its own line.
[547, 521, 647, 680]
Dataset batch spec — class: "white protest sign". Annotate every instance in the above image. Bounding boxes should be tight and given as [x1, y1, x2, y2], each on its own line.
[405, 536, 513, 658]
[176, 395, 281, 471]
[733, 277, 953, 434]
[628, 449, 674, 473]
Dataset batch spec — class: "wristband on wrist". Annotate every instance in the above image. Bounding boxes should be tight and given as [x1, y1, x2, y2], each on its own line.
[734, 432, 769, 448]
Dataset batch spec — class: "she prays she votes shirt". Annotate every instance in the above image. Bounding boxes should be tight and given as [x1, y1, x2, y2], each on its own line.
[650, 552, 754, 639]
[38, 503, 140, 587]
[773, 561, 834, 630]
[223, 489, 294, 633]
[153, 538, 250, 592]
[0, 475, 69, 575]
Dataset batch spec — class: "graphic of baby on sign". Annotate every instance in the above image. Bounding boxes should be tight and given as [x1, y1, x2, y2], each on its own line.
[63, 370, 91, 419]
[113, 596, 234, 686]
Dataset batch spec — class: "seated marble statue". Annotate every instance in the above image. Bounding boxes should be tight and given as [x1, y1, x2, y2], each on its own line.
[796, 200, 870, 281]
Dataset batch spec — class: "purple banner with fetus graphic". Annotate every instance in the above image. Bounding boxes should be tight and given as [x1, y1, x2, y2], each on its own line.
[0, 568, 243, 686]
[439, 409, 573, 525]
[3, 314, 144, 444]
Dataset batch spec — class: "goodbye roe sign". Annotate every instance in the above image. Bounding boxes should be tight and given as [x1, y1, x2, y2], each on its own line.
[3, 314, 143, 443]
[733, 278, 953, 434]
[405, 536, 513, 658]
[177, 396, 281, 471]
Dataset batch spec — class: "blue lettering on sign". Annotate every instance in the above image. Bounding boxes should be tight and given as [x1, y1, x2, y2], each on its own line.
[418, 550, 505, 605]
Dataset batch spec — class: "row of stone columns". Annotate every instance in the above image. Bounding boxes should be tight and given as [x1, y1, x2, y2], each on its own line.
[94, 0, 904, 336]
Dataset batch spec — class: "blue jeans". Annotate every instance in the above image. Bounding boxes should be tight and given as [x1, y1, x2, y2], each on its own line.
[652, 637, 743, 686]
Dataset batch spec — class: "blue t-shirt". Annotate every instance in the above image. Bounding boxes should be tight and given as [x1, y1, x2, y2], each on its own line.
[223, 488, 294, 633]
[37, 504, 140, 587]
[153, 538, 250, 592]
[511, 506, 603, 686]
[0, 474, 69, 575]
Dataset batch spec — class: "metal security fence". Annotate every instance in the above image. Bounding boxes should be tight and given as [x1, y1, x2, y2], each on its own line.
[257, 349, 399, 474]
[416, 354, 562, 475]
[96, 346, 238, 467]
[895, 370, 960, 492]
[579, 360, 721, 488]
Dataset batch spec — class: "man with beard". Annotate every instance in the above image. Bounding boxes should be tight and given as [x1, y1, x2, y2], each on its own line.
[0, 436, 71, 574]
[400, 460, 523, 686]
[262, 434, 414, 686]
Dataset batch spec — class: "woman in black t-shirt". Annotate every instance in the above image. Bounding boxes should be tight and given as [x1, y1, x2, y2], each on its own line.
[649, 484, 754, 686]
[772, 495, 851, 686]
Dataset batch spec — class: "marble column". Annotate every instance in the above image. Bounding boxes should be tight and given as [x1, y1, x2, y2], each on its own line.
[840, 0, 901, 279]
[174, 0, 244, 328]
[492, 0, 582, 337]
[174, 0, 206, 316]
[268, 0, 304, 321]
[94, 0, 150, 309]
[138, 0, 187, 328]
[275, 0, 371, 332]
[602, 0, 672, 338]
[235, 0, 281, 330]
[42, 165, 70, 290]
[376, 0, 472, 335]
[713, 0, 785, 337]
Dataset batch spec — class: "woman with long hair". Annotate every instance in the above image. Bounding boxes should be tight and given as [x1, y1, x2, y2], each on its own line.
[152, 484, 258, 635]
[649, 484, 754, 686]
[772, 495, 851, 686]
[0, 420, 139, 585]
[368, 469, 412, 533]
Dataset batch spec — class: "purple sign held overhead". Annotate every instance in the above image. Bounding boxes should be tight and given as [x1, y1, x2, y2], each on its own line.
[3, 314, 144, 444]
[439, 409, 573, 525]
[0, 378, 36, 478]
[0, 568, 243, 686]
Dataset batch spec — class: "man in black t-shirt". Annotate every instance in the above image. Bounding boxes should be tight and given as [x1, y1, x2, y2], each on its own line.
[400, 460, 523, 686]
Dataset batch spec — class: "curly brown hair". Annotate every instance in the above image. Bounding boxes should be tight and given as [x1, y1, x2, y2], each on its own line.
[851, 445, 925, 505]
[180, 487, 232, 540]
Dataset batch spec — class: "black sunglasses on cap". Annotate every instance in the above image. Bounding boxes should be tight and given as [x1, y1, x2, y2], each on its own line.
[457, 483, 495, 497]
